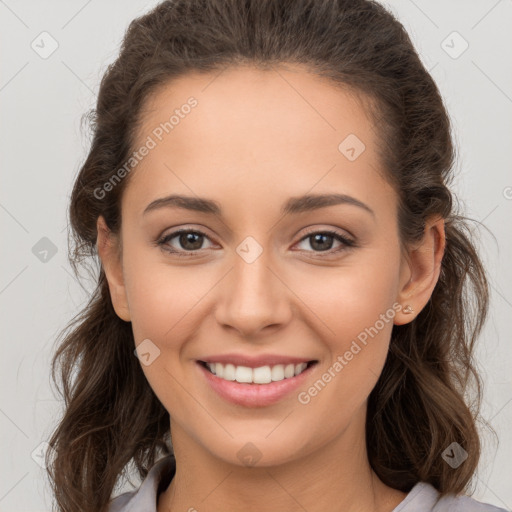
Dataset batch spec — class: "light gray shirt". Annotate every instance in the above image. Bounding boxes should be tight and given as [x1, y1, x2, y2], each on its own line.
[108, 455, 509, 512]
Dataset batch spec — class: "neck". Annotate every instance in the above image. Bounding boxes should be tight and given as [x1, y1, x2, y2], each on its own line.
[158, 409, 406, 512]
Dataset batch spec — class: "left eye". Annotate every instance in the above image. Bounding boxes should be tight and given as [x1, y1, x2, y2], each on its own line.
[295, 230, 355, 253]
[156, 229, 355, 257]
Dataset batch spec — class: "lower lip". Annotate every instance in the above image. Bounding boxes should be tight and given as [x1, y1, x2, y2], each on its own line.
[197, 361, 318, 408]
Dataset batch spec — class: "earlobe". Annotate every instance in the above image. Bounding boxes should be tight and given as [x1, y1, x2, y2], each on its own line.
[394, 216, 446, 326]
[96, 216, 131, 322]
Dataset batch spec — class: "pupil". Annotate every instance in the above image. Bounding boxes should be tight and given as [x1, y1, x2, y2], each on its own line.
[311, 233, 332, 251]
[181, 232, 202, 250]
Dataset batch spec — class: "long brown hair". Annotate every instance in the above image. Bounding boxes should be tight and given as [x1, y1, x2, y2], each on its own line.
[46, 0, 490, 510]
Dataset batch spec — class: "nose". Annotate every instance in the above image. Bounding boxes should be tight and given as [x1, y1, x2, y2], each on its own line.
[214, 247, 293, 339]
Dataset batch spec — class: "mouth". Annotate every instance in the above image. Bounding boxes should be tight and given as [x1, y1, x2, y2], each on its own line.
[196, 359, 319, 408]
[198, 360, 318, 384]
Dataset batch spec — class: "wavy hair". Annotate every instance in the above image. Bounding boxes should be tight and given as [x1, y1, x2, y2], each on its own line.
[46, 0, 490, 510]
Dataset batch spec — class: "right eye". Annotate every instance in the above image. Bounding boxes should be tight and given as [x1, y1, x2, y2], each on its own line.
[156, 229, 215, 257]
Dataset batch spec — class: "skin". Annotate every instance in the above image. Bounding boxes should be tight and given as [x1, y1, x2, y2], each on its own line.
[97, 64, 445, 512]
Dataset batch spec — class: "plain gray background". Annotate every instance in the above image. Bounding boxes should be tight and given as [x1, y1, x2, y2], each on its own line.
[1, 1, 511, 510]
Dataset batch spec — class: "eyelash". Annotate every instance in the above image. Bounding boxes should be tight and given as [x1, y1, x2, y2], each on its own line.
[154, 228, 356, 258]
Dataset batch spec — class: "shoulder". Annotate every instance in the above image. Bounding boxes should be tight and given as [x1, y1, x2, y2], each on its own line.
[107, 454, 176, 512]
[108, 491, 136, 512]
[434, 492, 509, 512]
[395, 481, 509, 512]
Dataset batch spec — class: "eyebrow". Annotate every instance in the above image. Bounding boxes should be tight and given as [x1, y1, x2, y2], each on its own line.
[143, 193, 375, 218]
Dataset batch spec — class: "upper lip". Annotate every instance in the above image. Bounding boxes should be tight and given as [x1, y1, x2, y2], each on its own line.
[199, 353, 317, 368]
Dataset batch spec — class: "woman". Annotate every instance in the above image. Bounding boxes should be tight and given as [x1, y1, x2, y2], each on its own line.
[46, 1, 507, 511]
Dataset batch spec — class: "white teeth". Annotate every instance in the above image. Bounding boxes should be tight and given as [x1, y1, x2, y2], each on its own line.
[235, 365, 253, 383]
[223, 363, 236, 381]
[205, 361, 310, 383]
[284, 363, 296, 378]
[253, 366, 272, 384]
[271, 364, 285, 381]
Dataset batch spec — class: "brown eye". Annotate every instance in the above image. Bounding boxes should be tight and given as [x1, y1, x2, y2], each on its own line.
[295, 230, 355, 255]
[157, 229, 213, 256]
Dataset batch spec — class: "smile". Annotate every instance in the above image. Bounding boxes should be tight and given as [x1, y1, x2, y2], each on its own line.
[197, 360, 319, 408]
[201, 361, 316, 384]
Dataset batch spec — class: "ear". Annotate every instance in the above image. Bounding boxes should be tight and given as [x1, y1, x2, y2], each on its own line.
[96, 215, 131, 322]
[394, 216, 446, 325]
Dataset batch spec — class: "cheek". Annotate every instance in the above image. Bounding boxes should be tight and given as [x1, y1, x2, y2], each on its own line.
[286, 247, 401, 406]
[123, 244, 209, 341]
[287, 249, 401, 344]
[124, 260, 207, 411]
[291, 275, 399, 445]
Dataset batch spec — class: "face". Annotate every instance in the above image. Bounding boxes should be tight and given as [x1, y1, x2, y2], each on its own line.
[99, 64, 419, 468]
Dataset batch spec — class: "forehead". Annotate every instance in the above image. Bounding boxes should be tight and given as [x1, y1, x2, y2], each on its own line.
[137, 63, 376, 152]
[123, 64, 393, 219]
